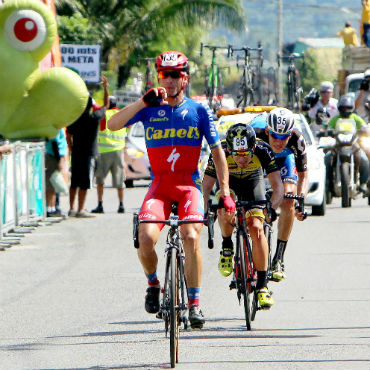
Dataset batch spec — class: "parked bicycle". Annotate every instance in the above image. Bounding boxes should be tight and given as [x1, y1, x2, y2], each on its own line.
[231, 43, 263, 108]
[138, 57, 156, 93]
[133, 205, 214, 368]
[200, 43, 232, 112]
[277, 53, 304, 111]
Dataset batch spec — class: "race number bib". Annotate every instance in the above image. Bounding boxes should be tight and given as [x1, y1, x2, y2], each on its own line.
[161, 53, 178, 67]
[233, 137, 248, 151]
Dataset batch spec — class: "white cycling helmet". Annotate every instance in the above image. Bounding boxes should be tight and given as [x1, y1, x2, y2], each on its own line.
[267, 108, 295, 136]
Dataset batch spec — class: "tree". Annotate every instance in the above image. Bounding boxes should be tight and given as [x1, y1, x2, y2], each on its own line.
[55, 0, 245, 87]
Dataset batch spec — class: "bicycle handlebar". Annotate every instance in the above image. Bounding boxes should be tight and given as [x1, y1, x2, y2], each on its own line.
[283, 193, 307, 219]
[133, 212, 216, 249]
[277, 53, 304, 67]
[137, 57, 156, 66]
[200, 42, 232, 58]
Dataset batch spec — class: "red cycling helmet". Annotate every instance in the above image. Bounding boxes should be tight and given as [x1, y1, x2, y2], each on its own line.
[155, 51, 189, 73]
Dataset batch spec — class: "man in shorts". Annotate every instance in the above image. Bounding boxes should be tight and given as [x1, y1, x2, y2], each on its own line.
[92, 95, 126, 214]
[107, 50, 235, 328]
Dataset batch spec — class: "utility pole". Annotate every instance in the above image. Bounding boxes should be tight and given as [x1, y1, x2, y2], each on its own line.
[277, 0, 283, 105]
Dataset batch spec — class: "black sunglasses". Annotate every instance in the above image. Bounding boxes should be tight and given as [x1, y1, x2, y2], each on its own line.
[158, 70, 185, 79]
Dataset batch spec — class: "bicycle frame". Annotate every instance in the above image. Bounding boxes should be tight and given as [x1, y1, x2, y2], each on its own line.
[232, 44, 263, 108]
[133, 211, 214, 367]
[277, 53, 304, 111]
[200, 43, 232, 112]
[138, 57, 156, 93]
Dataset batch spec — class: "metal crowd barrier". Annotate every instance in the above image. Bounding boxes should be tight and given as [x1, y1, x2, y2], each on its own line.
[0, 141, 46, 249]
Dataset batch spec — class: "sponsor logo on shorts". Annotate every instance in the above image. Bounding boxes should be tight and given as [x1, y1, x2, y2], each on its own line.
[183, 214, 203, 220]
[139, 213, 156, 220]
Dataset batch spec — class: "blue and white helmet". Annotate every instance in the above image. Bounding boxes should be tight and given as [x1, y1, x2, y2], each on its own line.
[267, 108, 295, 135]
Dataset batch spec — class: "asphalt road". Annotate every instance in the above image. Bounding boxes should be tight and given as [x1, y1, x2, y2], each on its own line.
[0, 182, 369, 370]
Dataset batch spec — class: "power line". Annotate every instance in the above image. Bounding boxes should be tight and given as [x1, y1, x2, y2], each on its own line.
[245, 0, 361, 13]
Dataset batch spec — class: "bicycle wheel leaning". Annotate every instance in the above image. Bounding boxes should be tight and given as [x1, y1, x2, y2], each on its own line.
[169, 248, 179, 368]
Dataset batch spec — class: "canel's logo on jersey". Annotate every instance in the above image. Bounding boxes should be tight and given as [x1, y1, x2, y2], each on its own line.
[149, 117, 169, 122]
[146, 126, 200, 140]
[167, 148, 180, 172]
[158, 110, 166, 117]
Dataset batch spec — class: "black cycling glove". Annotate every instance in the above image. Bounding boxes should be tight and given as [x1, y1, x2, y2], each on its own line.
[143, 88, 162, 107]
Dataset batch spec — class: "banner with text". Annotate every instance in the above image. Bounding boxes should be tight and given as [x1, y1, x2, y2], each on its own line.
[60, 44, 101, 83]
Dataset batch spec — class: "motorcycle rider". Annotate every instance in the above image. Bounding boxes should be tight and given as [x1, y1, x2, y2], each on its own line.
[326, 95, 369, 194]
[308, 81, 338, 121]
[355, 68, 370, 122]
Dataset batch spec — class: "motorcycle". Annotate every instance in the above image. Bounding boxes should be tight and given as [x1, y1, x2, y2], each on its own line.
[318, 118, 361, 208]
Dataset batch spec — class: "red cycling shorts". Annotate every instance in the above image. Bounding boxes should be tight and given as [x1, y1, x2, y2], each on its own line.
[139, 172, 204, 230]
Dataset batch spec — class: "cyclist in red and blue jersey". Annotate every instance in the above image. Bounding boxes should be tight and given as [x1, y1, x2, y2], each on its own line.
[108, 51, 235, 329]
[250, 108, 309, 282]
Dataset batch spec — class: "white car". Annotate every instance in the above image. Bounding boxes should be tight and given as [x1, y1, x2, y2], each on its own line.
[124, 121, 151, 187]
[216, 108, 326, 215]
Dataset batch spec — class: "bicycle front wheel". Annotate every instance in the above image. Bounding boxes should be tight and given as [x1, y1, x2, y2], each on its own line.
[169, 249, 179, 368]
[237, 231, 253, 330]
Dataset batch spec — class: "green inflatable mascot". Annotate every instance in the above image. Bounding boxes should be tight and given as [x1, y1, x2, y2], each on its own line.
[0, 0, 88, 139]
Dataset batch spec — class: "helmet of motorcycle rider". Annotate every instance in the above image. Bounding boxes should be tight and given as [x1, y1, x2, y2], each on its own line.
[320, 81, 334, 93]
[267, 107, 295, 138]
[364, 69, 370, 79]
[155, 51, 189, 74]
[315, 107, 330, 125]
[338, 94, 354, 118]
[225, 123, 256, 154]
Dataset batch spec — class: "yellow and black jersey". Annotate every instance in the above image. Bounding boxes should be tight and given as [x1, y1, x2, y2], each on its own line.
[204, 139, 279, 180]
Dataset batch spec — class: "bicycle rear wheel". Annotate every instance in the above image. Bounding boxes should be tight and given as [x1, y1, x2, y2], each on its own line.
[169, 249, 179, 368]
[236, 231, 253, 330]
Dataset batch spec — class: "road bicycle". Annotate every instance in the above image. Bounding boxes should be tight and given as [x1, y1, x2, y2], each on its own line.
[138, 57, 156, 93]
[277, 53, 304, 111]
[133, 206, 214, 368]
[231, 43, 263, 108]
[200, 43, 232, 112]
[209, 197, 271, 330]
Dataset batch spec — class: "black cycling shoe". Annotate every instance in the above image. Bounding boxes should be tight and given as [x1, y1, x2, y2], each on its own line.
[189, 305, 205, 329]
[117, 205, 125, 213]
[91, 205, 104, 214]
[145, 286, 160, 314]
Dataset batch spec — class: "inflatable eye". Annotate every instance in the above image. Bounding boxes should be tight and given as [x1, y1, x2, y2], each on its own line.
[4, 10, 47, 51]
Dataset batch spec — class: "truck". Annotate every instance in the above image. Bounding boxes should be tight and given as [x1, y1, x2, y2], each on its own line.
[336, 47, 370, 97]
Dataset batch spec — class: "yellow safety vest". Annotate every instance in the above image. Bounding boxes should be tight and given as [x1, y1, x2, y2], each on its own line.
[98, 109, 126, 154]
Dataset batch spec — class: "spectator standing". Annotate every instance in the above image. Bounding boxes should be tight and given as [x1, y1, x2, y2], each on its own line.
[308, 81, 338, 120]
[337, 21, 358, 47]
[355, 69, 370, 122]
[66, 77, 109, 217]
[0, 144, 12, 160]
[362, 0, 370, 47]
[45, 128, 68, 217]
[91, 94, 127, 214]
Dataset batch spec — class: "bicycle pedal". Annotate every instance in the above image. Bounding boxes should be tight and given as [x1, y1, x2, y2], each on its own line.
[156, 310, 163, 320]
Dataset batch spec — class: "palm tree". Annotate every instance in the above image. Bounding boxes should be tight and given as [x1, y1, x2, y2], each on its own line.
[55, 0, 245, 86]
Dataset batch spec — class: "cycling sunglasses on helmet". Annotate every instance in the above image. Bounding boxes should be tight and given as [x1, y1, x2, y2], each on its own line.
[231, 150, 253, 157]
[268, 130, 291, 140]
[158, 70, 186, 79]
